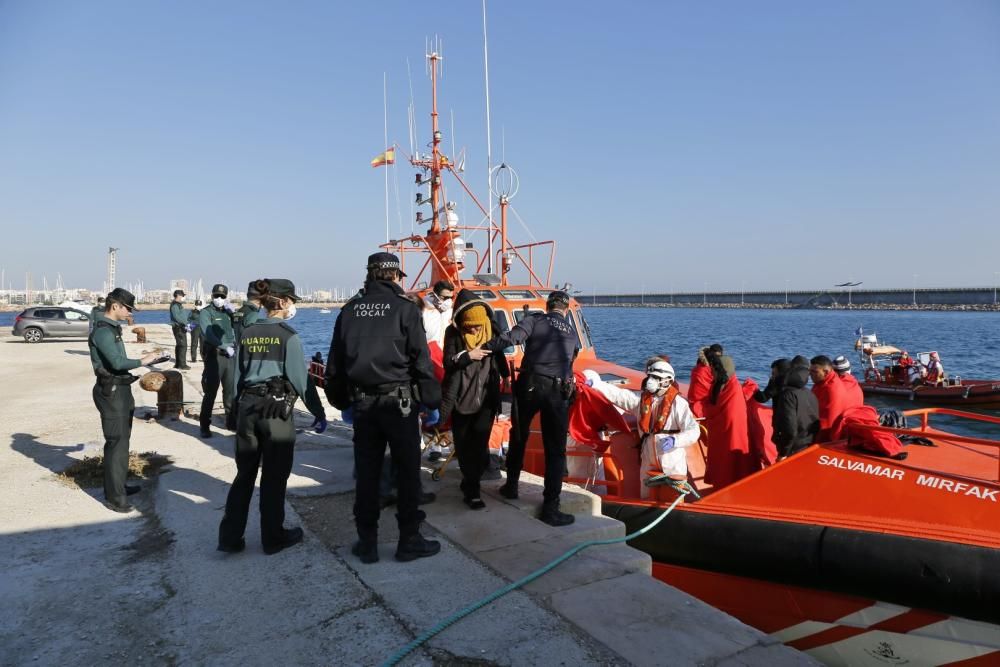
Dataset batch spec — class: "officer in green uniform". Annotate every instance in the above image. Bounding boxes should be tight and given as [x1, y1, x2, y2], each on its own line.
[89, 288, 160, 513]
[217, 279, 327, 554]
[198, 283, 237, 437]
[232, 281, 263, 342]
[188, 299, 203, 363]
[169, 289, 191, 370]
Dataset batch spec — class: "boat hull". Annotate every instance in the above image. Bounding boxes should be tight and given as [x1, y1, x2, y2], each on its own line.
[604, 502, 1000, 624]
[861, 379, 1000, 409]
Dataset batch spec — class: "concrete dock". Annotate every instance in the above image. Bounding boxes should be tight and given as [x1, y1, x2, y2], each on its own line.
[0, 324, 816, 666]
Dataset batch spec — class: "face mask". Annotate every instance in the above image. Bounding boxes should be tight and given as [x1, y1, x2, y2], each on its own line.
[643, 376, 661, 393]
[437, 298, 452, 312]
[212, 297, 225, 308]
[285, 303, 297, 320]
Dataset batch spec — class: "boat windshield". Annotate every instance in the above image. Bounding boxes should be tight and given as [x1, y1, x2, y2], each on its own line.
[469, 289, 498, 300]
[499, 289, 537, 300]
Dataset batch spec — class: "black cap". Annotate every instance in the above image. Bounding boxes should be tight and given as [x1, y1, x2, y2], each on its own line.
[211, 283, 228, 298]
[546, 290, 571, 309]
[106, 287, 137, 312]
[173, 289, 185, 298]
[265, 278, 301, 302]
[247, 281, 262, 298]
[366, 252, 407, 277]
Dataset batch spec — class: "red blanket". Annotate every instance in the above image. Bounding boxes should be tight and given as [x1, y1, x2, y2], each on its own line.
[688, 364, 713, 418]
[831, 405, 904, 457]
[742, 379, 776, 467]
[427, 341, 445, 383]
[840, 373, 865, 408]
[703, 375, 754, 488]
[813, 371, 851, 442]
[568, 373, 632, 454]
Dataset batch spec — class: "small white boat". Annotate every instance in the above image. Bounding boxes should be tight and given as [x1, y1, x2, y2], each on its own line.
[318, 308, 332, 314]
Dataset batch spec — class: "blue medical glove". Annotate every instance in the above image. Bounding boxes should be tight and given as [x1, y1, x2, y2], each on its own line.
[658, 435, 676, 454]
[224, 346, 235, 358]
[311, 417, 328, 433]
[341, 406, 354, 425]
[223, 302, 235, 314]
[585, 378, 594, 387]
[423, 409, 441, 427]
[186, 322, 196, 332]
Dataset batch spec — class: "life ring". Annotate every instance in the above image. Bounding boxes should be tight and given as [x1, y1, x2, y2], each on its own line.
[864, 368, 881, 383]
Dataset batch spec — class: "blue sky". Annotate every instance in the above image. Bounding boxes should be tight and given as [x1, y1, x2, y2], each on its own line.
[1, 0, 998, 295]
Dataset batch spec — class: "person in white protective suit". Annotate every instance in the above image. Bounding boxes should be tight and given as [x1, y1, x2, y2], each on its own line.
[598, 356, 701, 499]
[421, 280, 454, 348]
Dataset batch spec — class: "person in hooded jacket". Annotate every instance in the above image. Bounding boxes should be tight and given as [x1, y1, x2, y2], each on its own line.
[773, 356, 819, 458]
[687, 348, 713, 418]
[439, 290, 510, 510]
[753, 358, 791, 404]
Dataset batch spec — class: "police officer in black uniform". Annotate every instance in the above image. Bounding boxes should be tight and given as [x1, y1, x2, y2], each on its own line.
[218, 279, 327, 554]
[169, 289, 191, 370]
[325, 252, 442, 563]
[188, 299, 203, 363]
[88, 288, 160, 512]
[485, 290, 580, 526]
[199, 283, 237, 437]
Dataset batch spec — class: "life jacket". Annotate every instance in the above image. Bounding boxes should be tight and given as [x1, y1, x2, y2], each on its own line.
[638, 384, 680, 436]
[925, 360, 944, 384]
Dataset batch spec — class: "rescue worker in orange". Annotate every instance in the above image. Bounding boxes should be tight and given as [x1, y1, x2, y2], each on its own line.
[598, 357, 700, 498]
[924, 352, 945, 386]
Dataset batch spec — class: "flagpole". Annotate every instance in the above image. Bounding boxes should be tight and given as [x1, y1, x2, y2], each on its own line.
[383, 72, 390, 243]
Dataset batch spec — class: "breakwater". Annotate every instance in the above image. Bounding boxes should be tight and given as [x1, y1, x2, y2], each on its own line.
[588, 287, 1000, 311]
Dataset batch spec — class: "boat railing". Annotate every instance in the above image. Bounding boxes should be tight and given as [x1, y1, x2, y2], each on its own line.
[852, 407, 1000, 482]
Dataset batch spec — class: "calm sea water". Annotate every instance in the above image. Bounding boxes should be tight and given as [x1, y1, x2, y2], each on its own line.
[5, 306, 997, 434]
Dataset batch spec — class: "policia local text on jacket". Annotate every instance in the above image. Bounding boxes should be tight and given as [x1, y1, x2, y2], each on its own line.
[88, 289, 158, 512]
[198, 286, 237, 436]
[484, 291, 580, 526]
[218, 281, 326, 554]
[325, 259, 442, 563]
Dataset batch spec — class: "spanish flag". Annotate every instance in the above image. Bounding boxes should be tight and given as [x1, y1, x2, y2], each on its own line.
[371, 147, 395, 168]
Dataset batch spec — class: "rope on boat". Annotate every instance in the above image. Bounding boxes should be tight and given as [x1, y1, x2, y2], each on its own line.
[380, 483, 695, 667]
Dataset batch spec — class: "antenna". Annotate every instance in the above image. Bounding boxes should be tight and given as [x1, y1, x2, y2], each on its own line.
[383, 72, 390, 243]
[482, 0, 494, 272]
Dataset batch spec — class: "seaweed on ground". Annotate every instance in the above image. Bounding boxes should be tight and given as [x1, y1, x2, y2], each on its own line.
[57, 452, 173, 488]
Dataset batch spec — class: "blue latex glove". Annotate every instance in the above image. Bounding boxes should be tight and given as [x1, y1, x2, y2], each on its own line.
[422, 408, 441, 427]
[224, 346, 235, 358]
[341, 406, 354, 425]
[223, 302, 235, 314]
[658, 435, 676, 454]
[186, 322, 196, 332]
[584, 378, 594, 387]
[311, 417, 328, 433]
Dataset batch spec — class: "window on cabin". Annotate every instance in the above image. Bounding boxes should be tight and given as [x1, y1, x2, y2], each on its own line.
[499, 290, 536, 300]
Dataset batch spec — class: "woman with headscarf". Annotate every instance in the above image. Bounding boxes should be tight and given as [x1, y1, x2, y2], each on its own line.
[440, 290, 510, 509]
[702, 346, 754, 488]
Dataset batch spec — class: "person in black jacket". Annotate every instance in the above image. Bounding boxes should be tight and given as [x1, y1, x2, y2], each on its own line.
[753, 358, 791, 404]
[772, 356, 819, 458]
[440, 290, 510, 510]
[325, 252, 442, 564]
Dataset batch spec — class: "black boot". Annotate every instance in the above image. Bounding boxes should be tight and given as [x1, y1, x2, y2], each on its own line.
[263, 527, 304, 555]
[539, 503, 574, 527]
[395, 532, 441, 562]
[498, 481, 519, 499]
[351, 540, 379, 564]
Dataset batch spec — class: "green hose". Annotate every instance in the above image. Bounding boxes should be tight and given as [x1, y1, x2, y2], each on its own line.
[381, 485, 692, 667]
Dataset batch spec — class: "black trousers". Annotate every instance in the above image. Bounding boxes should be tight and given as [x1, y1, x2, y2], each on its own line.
[201, 348, 236, 430]
[190, 329, 202, 362]
[452, 408, 495, 500]
[172, 325, 188, 367]
[92, 381, 135, 506]
[353, 395, 423, 541]
[508, 374, 571, 506]
[218, 395, 297, 548]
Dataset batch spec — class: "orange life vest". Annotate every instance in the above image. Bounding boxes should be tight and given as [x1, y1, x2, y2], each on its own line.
[638, 384, 680, 436]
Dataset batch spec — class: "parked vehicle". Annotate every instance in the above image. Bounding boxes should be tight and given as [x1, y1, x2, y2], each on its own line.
[12, 307, 91, 343]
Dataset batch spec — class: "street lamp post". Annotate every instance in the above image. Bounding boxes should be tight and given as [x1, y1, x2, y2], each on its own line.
[785, 280, 789, 305]
[912, 274, 918, 306]
[741, 280, 745, 306]
[994, 272, 999, 306]
[703, 282, 708, 305]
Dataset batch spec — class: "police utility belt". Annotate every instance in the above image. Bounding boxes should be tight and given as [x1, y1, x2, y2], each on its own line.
[351, 383, 415, 417]
[242, 378, 298, 420]
[94, 368, 138, 396]
[519, 370, 576, 400]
